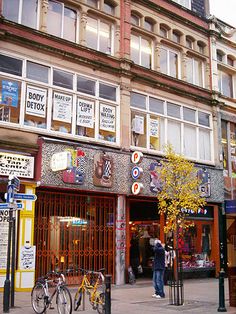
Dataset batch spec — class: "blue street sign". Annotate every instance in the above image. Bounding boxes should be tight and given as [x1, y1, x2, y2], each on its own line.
[14, 193, 37, 201]
[17, 203, 23, 209]
[0, 203, 9, 209]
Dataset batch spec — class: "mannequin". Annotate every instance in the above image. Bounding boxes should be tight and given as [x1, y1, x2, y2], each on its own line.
[201, 225, 211, 261]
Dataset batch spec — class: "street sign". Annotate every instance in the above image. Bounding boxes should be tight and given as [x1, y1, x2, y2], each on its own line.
[14, 193, 37, 201]
[0, 203, 9, 209]
[0, 202, 23, 210]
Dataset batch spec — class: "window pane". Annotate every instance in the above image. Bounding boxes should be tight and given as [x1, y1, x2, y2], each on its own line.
[131, 34, 140, 64]
[27, 62, 49, 83]
[167, 120, 181, 153]
[51, 91, 72, 133]
[0, 54, 22, 76]
[131, 111, 146, 148]
[169, 51, 178, 78]
[160, 48, 167, 74]
[63, 7, 76, 42]
[99, 103, 116, 142]
[194, 59, 203, 86]
[145, 20, 153, 32]
[104, 2, 114, 15]
[167, 102, 180, 118]
[221, 71, 233, 98]
[99, 21, 111, 54]
[3, 0, 19, 22]
[99, 83, 116, 101]
[183, 107, 195, 122]
[184, 125, 196, 158]
[149, 97, 164, 114]
[77, 76, 95, 95]
[0, 77, 21, 123]
[131, 92, 146, 109]
[150, 115, 161, 150]
[87, 0, 98, 8]
[86, 17, 98, 50]
[173, 32, 180, 43]
[186, 57, 193, 84]
[198, 111, 210, 127]
[22, 0, 37, 28]
[141, 38, 151, 68]
[24, 85, 47, 129]
[199, 129, 211, 160]
[160, 27, 167, 38]
[131, 15, 139, 26]
[47, 0, 62, 37]
[76, 98, 95, 138]
[53, 69, 73, 90]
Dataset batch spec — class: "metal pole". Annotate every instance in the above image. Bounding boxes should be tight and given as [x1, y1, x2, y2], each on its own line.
[3, 209, 13, 313]
[218, 269, 227, 312]
[11, 214, 16, 308]
[104, 274, 112, 314]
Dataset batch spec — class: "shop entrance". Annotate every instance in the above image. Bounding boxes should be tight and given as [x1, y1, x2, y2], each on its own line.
[34, 190, 116, 283]
[128, 200, 160, 277]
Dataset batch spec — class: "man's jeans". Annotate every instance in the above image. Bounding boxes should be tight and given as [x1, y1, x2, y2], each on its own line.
[153, 269, 165, 297]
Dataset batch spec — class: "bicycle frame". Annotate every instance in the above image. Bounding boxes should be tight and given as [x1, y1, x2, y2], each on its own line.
[42, 273, 66, 306]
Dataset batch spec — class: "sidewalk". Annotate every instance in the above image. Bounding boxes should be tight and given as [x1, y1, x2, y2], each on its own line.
[1, 278, 235, 314]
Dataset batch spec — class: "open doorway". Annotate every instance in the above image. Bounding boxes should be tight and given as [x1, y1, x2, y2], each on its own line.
[128, 200, 160, 278]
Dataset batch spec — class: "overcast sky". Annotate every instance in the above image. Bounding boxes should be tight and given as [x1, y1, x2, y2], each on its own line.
[209, 0, 236, 27]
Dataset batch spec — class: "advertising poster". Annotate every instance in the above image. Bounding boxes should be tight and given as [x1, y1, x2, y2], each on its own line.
[20, 245, 36, 270]
[132, 115, 144, 134]
[0, 152, 34, 178]
[150, 118, 159, 137]
[77, 98, 94, 128]
[2, 80, 19, 107]
[26, 85, 47, 117]
[53, 92, 72, 123]
[99, 104, 115, 132]
[0, 212, 9, 269]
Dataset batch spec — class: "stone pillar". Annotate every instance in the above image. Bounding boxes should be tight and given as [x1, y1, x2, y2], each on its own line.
[120, 74, 131, 149]
[115, 195, 126, 285]
[114, 25, 120, 58]
[154, 40, 161, 72]
[181, 50, 188, 82]
[40, 0, 48, 33]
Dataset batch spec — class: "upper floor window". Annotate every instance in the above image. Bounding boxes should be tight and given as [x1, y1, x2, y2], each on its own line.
[217, 50, 224, 62]
[3, 0, 38, 29]
[86, 17, 112, 54]
[218, 70, 233, 98]
[26, 62, 49, 84]
[172, 30, 181, 44]
[47, 1, 77, 42]
[160, 47, 179, 78]
[104, 0, 115, 15]
[172, 0, 191, 9]
[197, 42, 205, 54]
[186, 36, 194, 49]
[131, 13, 140, 26]
[131, 34, 152, 68]
[227, 56, 234, 67]
[144, 19, 154, 32]
[87, 0, 99, 8]
[186, 57, 204, 87]
[160, 25, 168, 38]
[0, 54, 22, 76]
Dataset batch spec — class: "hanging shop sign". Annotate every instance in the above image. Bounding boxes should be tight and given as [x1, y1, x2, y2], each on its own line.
[149, 162, 162, 193]
[62, 149, 86, 185]
[131, 182, 144, 195]
[53, 92, 72, 123]
[197, 168, 211, 198]
[93, 152, 113, 188]
[50, 151, 72, 172]
[131, 166, 143, 180]
[225, 200, 236, 214]
[99, 104, 116, 132]
[181, 206, 214, 219]
[77, 98, 94, 128]
[131, 151, 143, 164]
[25, 85, 47, 117]
[2, 80, 19, 107]
[0, 152, 34, 178]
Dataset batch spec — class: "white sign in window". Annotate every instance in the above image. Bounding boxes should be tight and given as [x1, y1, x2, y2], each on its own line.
[77, 98, 94, 128]
[132, 115, 144, 134]
[20, 245, 36, 270]
[150, 119, 159, 138]
[53, 92, 72, 123]
[0, 152, 34, 178]
[100, 103, 116, 132]
[26, 85, 47, 117]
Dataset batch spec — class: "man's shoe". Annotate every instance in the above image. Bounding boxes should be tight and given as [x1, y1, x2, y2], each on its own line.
[152, 294, 157, 297]
[155, 295, 161, 299]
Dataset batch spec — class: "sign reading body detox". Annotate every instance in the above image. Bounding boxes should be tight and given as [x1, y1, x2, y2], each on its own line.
[26, 85, 47, 117]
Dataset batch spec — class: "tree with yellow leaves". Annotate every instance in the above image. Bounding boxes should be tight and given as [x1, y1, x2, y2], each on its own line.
[156, 145, 206, 234]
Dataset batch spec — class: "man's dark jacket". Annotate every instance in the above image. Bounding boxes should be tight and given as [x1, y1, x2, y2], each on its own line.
[153, 243, 165, 270]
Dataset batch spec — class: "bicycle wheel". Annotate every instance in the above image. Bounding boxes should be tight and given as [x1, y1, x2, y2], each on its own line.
[74, 287, 83, 311]
[56, 285, 72, 314]
[96, 292, 105, 314]
[31, 282, 47, 314]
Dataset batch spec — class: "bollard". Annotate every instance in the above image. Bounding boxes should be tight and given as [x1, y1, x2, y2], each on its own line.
[104, 274, 112, 314]
[218, 269, 227, 312]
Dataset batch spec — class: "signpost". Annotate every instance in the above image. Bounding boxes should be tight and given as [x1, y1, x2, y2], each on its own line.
[3, 175, 36, 313]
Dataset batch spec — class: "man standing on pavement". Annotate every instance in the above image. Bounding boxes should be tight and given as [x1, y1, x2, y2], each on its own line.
[152, 239, 165, 299]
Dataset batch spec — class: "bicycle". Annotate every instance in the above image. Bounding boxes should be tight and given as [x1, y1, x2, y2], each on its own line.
[74, 268, 105, 314]
[31, 270, 72, 314]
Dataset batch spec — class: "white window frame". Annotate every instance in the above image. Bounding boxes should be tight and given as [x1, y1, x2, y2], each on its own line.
[0, 51, 120, 146]
[160, 46, 180, 79]
[186, 57, 205, 87]
[218, 69, 234, 98]
[130, 91, 214, 163]
[131, 34, 153, 69]
[172, 0, 191, 10]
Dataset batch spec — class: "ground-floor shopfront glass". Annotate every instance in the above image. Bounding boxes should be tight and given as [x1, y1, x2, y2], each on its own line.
[34, 190, 116, 283]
